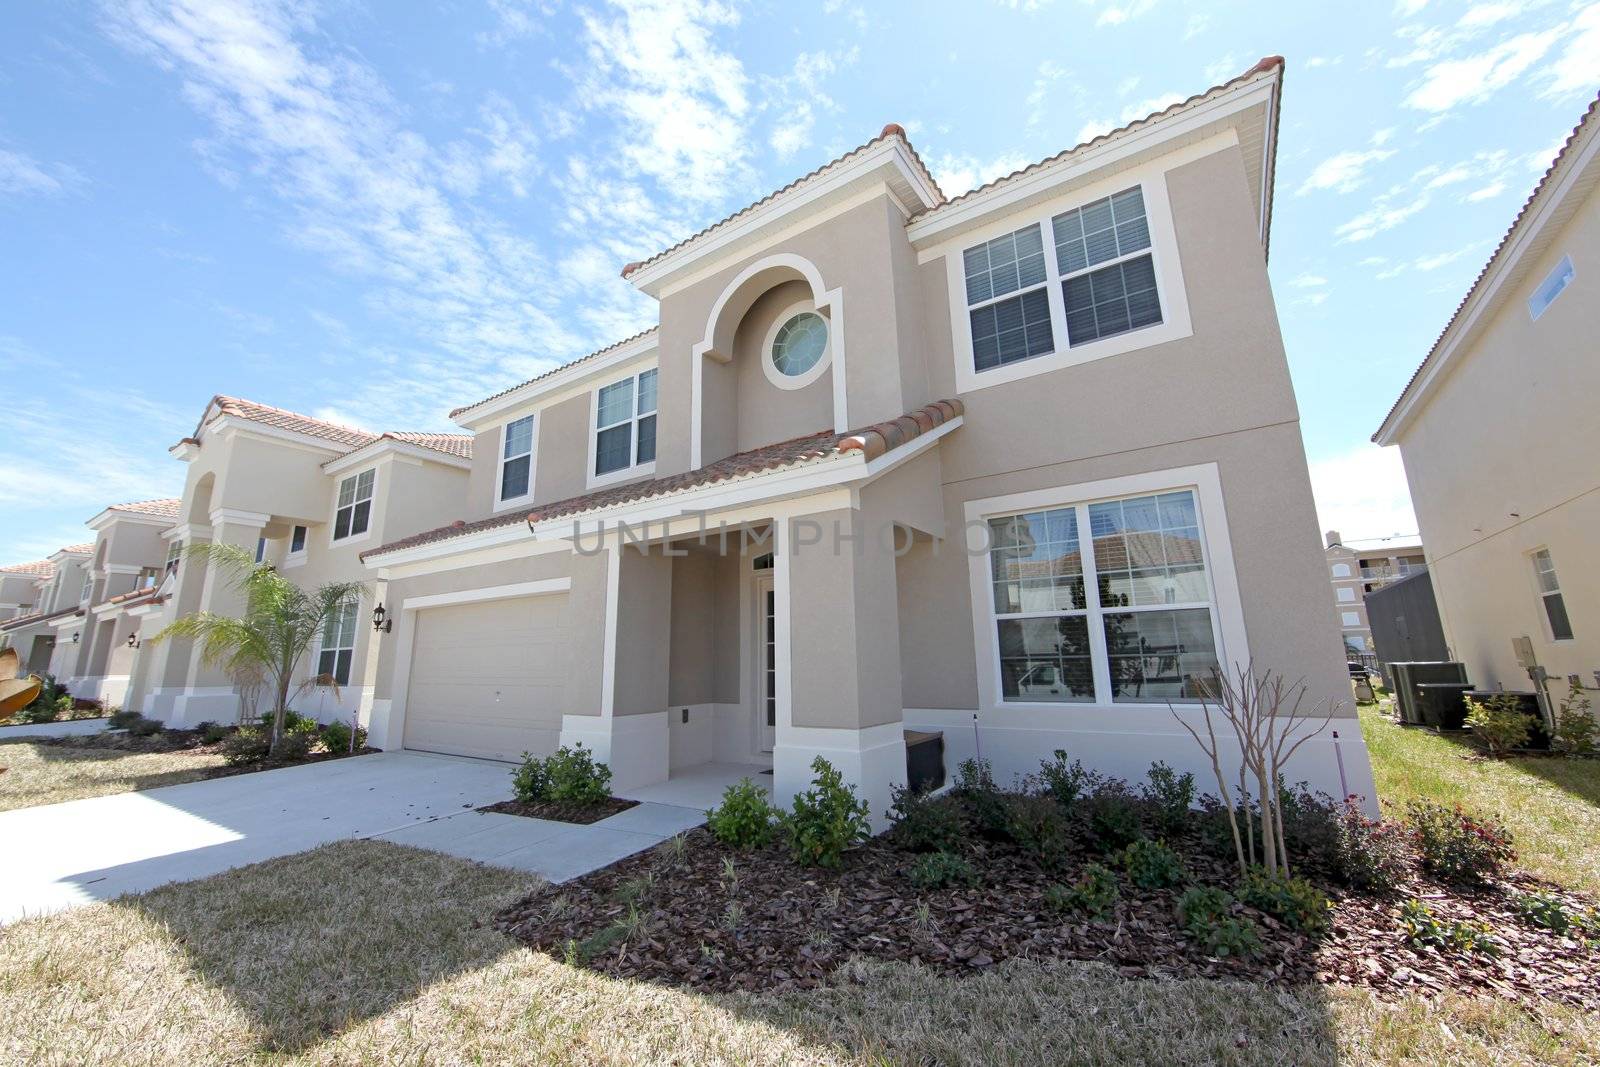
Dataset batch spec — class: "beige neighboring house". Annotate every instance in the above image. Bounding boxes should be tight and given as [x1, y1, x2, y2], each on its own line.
[0, 544, 94, 677]
[1324, 530, 1427, 657]
[0, 558, 55, 624]
[357, 57, 1375, 824]
[1375, 92, 1600, 695]
[131, 396, 472, 727]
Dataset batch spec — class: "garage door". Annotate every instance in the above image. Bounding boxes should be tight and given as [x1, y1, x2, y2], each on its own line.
[402, 594, 569, 762]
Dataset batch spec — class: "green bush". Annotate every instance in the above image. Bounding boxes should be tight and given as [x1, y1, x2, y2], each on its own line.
[1120, 838, 1186, 889]
[1082, 783, 1144, 853]
[1511, 890, 1575, 933]
[907, 851, 980, 890]
[1277, 783, 1341, 864]
[15, 701, 59, 725]
[780, 757, 870, 869]
[321, 720, 366, 754]
[287, 716, 321, 737]
[511, 751, 551, 802]
[1140, 762, 1195, 835]
[706, 778, 778, 849]
[1407, 801, 1515, 886]
[954, 757, 1012, 841]
[200, 722, 232, 745]
[1464, 694, 1532, 757]
[127, 716, 163, 738]
[1036, 750, 1104, 809]
[260, 708, 313, 733]
[1004, 794, 1072, 869]
[545, 744, 613, 805]
[221, 727, 270, 766]
[1400, 898, 1497, 956]
[1195, 915, 1263, 958]
[1239, 869, 1332, 937]
[107, 708, 143, 729]
[1329, 802, 1411, 893]
[270, 730, 314, 761]
[1554, 682, 1597, 756]
[1178, 885, 1233, 931]
[886, 784, 965, 853]
[1044, 862, 1119, 918]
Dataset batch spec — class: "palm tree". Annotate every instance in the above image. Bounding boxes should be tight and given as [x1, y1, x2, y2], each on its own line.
[152, 543, 367, 752]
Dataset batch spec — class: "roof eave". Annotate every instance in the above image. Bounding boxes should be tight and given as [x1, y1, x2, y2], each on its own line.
[323, 437, 473, 474]
[450, 332, 662, 430]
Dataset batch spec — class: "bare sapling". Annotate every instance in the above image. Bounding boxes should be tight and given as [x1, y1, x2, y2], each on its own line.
[1172, 663, 1336, 879]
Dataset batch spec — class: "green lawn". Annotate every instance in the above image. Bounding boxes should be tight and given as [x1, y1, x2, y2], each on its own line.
[1359, 704, 1600, 895]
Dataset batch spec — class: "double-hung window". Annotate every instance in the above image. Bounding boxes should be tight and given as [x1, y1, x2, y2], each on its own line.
[960, 184, 1163, 374]
[289, 525, 307, 554]
[499, 415, 534, 504]
[333, 469, 374, 541]
[988, 488, 1218, 704]
[593, 368, 657, 479]
[317, 596, 359, 686]
[1532, 549, 1574, 640]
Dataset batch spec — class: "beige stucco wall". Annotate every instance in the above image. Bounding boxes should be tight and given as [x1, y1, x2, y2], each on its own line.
[728, 279, 834, 452]
[1393, 183, 1600, 689]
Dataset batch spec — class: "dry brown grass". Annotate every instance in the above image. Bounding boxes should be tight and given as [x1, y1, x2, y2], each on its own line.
[0, 739, 229, 812]
[2, 840, 1596, 1065]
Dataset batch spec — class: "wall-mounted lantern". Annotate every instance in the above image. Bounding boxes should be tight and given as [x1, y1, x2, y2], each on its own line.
[71, 632, 80, 644]
[127, 633, 141, 650]
[372, 604, 392, 634]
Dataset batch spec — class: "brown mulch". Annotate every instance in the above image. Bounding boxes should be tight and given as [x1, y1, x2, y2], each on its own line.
[27, 730, 376, 775]
[496, 826, 1599, 1009]
[480, 796, 638, 825]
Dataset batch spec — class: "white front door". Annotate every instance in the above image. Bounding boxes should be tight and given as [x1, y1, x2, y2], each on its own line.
[753, 571, 776, 752]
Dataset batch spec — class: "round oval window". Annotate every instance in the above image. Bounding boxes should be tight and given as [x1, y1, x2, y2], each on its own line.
[770, 312, 827, 378]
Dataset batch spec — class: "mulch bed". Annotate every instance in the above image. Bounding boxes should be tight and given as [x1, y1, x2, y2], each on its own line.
[27, 730, 375, 775]
[496, 822, 1599, 1009]
[480, 797, 638, 825]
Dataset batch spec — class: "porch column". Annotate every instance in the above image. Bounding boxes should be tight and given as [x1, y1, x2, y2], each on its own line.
[168, 509, 269, 725]
[773, 507, 907, 831]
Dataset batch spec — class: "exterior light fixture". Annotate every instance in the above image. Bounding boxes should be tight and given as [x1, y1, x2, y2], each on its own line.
[71, 632, 80, 644]
[372, 604, 391, 634]
[127, 634, 141, 649]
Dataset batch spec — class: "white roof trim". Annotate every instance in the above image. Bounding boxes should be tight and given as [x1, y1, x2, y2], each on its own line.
[323, 438, 472, 475]
[451, 333, 661, 430]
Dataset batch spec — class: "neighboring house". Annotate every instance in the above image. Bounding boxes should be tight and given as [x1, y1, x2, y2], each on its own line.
[133, 396, 472, 727]
[1374, 92, 1600, 696]
[0, 544, 94, 676]
[357, 56, 1375, 824]
[0, 558, 54, 624]
[1324, 530, 1427, 657]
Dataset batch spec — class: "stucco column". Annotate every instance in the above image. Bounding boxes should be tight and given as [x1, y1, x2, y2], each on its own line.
[166, 509, 269, 725]
[772, 506, 907, 829]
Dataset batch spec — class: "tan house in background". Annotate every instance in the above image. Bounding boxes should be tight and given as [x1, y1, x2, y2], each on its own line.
[1375, 92, 1600, 698]
[0, 544, 94, 677]
[131, 397, 473, 727]
[1324, 530, 1427, 657]
[356, 57, 1375, 823]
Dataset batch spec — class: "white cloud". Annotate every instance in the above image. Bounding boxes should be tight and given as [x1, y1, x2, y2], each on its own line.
[1459, 3, 1525, 29]
[1297, 148, 1395, 195]
[1026, 60, 1070, 128]
[930, 151, 1030, 197]
[1182, 13, 1209, 39]
[1075, 92, 1184, 145]
[1305, 55, 1342, 68]
[1394, 0, 1429, 16]
[1541, 3, 1600, 99]
[1308, 445, 1420, 544]
[763, 47, 854, 160]
[0, 146, 80, 197]
[1370, 127, 1395, 146]
[1093, 0, 1157, 27]
[1413, 245, 1474, 271]
[1203, 54, 1239, 85]
[1465, 181, 1506, 201]
[1335, 187, 1431, 242]
[1290, 273, 1329, 288]
[1403, 29, 1559, 112]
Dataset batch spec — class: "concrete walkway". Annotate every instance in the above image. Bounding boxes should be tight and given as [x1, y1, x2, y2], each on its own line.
[0, 750, 705, 924]
[1, 716, 112, 739]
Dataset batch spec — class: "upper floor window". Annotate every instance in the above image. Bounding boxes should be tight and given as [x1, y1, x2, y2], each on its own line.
[963, 224, 1054, 371]
[165, 539, 183, 574]
[289, 525, 307, 554]
[136, 566, 161, 590]
[1331, 563, 1351, 578]
[499, 414, 535, 504]
[333, 469, 374, 541]
[1531, 548, 1573, 640]
[1053, 187, 1160, 346]
[255, 537, 268, 564]
[1527, 254, 1574, 321]
[593, 368, 657, 481]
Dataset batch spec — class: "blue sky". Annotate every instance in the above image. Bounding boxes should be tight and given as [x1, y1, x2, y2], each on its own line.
[2, 0, 1596, 562]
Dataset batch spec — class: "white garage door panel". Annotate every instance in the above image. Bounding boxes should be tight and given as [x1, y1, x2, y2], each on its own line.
[403, 595, 570, 762]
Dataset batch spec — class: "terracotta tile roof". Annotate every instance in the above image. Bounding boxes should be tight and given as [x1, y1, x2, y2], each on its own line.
[619, 124, 945, 281]
[363, 399, 962, 560]
[107, 498, 182, 520]
[0, 604, 81, 631]
[57, 543, 95, 556]
[908, 56, 1285, 226]
[0, 559, 54, 577]
[104, 586, 165, 607]
[188, 395, 380, 452]
[448, 328, 660, 421]
[373, 432, 473, 459]
[1374, 90, 1600, 442]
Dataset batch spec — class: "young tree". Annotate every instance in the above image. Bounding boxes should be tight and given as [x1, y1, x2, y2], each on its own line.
[152, 543, 366, 752]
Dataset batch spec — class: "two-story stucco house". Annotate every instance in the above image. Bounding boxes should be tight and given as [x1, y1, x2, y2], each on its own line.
[0, 558, 55, 625]
[132, 396, 473, 727]
[0, 544, 94, 677]
[1375, 92, 1600, 698]
[356, 57, 1375, 823]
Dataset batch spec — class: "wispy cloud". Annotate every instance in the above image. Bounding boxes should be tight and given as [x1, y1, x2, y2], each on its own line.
[1094, 0, 1157, 27]
[930, 151, 1030, 197]
[1075, 92, 1185, 145]
[1403, 28, 1559, 112]
[1298, 147, 1396, 195]
[0, 145, 82, 198]
[1334, 186, 1431, 242]
[1540, 3, 1600, 100]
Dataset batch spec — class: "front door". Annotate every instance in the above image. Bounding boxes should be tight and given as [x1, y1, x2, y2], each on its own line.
[754, 572, 776, 752]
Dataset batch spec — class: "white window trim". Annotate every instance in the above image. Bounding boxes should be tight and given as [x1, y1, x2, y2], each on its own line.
[586, 365, 658, 490]
[1527, 253, 1574, 322]
[1336, 587, 1356, 602]
[494, 412, 538, 513]
[313, 593, 362, 686]
[329, 467, 377, 548]
[283, 525, 309, 569]
[940, 153, 1197, 395]
[760, 298, 833, 391]
[1528, 546, 1574, 642]
[963, 462, 1246, 714]
[1340, 612, 1362, 627]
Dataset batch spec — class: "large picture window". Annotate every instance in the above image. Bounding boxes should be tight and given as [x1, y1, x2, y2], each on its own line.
[988, 487, 1219, 704]
[317, 596, 359, 686]
[593, 368, 657, 479]
[333, 469, 374, 541]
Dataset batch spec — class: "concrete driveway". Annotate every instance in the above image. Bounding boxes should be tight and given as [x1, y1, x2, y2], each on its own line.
[0, 750, 704, 924]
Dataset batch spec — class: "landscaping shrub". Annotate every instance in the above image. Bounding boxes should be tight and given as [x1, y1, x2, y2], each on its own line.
[886, 784, 965, 853]
[260, 708, 313, 733]
[1140, 761, 1195, 835]
[221, 726, 271, 765]
[1464, 693, 1532, 757]
[1239, 868, 1332, 937]
[1177, 885, 1233, 931]
[127, 716, 164, 737]
[199, 722, 232, 744]
[1553, 682, 1597, 756]
[907, 851, 980, 890]
[321, 720, 366, 754]
[512, 751, 551, 802]
[1400, 898, 1497, 956]
[780, 757, 870, 869]
[1036, 750, 1104, 809]
[1004, 793, 1072, 869]
[107, 708, 143, 729]
[270, 730, 314, 761]
[287, 715, 321, 736]
[1331, 802, 1412, 893]
[706, 778, 778, 849]
[1081, 782, 1144, 852]
[1407, 801, 1515, 886]
[953, 757, 1011, 841]
[544, 744, 614, 805]
[15, 701, 59, 725]
[1120, 838, 1186, 889]
[1044, 862, 1119, 918]
[1277, 783, 1341, 865]
[1195, 794, 1245, 860]
[1178, 886, 1261, 958]
[1511, 890, 1575, 933]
